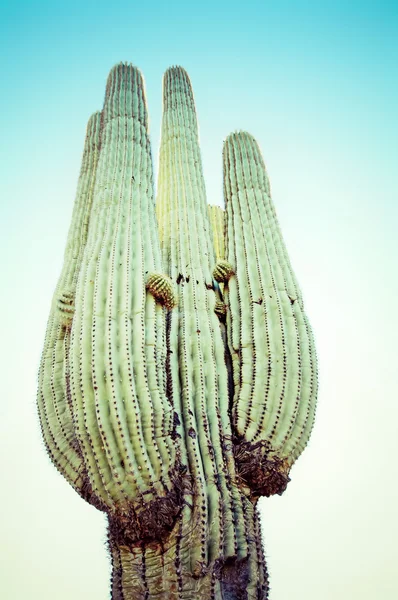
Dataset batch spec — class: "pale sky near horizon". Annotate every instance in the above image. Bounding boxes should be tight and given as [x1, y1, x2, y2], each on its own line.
[1, 1, 397, 599]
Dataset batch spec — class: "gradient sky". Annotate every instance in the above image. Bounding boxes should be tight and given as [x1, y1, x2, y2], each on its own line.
[1, 1, 397, 599]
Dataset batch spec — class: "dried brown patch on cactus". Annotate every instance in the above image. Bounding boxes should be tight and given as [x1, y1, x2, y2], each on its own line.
[212, 260, 235, 283]
[80, 473, 109, 512]
[213, 556, 250, 600]
[146, 273, 177, 309]
[233, 439, 291, 499]
[107, 462, 190, 546]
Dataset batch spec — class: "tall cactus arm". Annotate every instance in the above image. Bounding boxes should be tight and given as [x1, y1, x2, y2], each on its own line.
[208, 204, 225, 261]
[157, 65, 234, 573]
[37, 111, 101, 494]
[155, 67, 266, 596]
[69, 63, 184, 539]
[222, 131, 318, 497]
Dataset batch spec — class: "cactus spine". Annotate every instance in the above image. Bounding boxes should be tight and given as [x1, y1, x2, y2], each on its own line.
[38, 63, 318, 599]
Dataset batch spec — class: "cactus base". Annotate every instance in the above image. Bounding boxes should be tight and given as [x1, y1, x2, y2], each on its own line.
[107, 505, 269, 600]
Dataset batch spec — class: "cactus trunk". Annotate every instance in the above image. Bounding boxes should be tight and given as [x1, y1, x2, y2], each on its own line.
[106, 501, 268, 599]
[38, 62, 317, 599]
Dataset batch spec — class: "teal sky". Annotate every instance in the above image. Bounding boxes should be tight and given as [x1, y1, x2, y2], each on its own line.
[1, 1, 397, 599]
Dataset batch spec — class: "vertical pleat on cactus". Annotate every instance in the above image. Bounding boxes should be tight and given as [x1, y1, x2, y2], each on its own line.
[37, 62, 318, 600]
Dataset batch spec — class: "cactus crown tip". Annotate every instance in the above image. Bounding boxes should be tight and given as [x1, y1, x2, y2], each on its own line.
[223, 131, 261, 160]
[162, 66, 194, 111]
[175, 65, 189, 75]
[103, 62, 148, 128]
[164, 65, 191, 83]
[225, 130, 253, 143]
[86, 111, 101, 133]
[165, 64, 187, 72]
[87, 110, 101, 124]
[110, 60, 134, 69]
[106, 62, 143, 85]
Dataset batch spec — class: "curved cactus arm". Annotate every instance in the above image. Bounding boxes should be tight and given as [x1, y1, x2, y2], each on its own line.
[69, 64, 182, 535]
[222, 131, 318, 496]
[208, 204, 225, 261]
[37, 111, 101, 493]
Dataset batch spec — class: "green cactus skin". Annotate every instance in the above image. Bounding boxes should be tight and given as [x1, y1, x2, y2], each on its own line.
[223, 131, 318, 497]
[38, 63, 317, 600]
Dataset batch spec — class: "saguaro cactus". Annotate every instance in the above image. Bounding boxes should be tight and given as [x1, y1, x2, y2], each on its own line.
[38, 62, 318, 599]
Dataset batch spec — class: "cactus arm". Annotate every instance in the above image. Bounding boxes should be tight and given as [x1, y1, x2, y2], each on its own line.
[157, 66, 220, 571]
[70, 100, 122, 507]
[226, 133, 296, 442]
[37, 111, 101, 493]
[69, 64, 182, 531]
[246, 133, 318, 460]
[156, 67, 254, 580]
[223, 131, 318, 495]
[254, 150, 319, 462]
